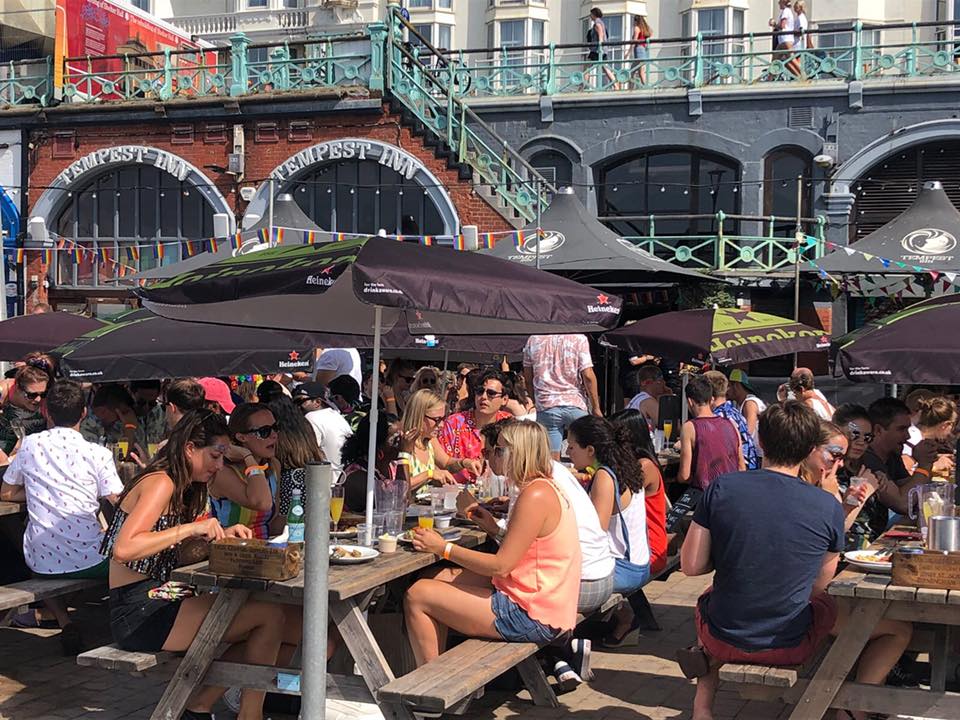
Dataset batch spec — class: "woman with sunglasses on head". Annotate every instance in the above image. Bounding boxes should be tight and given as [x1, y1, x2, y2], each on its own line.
[382, 359, 417, 416]
[399, 389, 482, 491]
[439, 370, 514, 484]
[101, 410, 301, 720]
[207, 403, 281, 540]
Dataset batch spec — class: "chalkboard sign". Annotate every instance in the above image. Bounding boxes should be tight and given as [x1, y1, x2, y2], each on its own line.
[666, 487, 702, 533]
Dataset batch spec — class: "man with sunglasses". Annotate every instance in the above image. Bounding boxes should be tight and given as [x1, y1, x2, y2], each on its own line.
[294, 381, 352, 478]
[0, 366, 50, 465]
[439, 370, 513, 483]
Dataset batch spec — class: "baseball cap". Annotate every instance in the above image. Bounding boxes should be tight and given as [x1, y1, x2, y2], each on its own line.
[728, 369, 756, 394]
[198, 377, 236, 415]
[292, 381, 327, 401]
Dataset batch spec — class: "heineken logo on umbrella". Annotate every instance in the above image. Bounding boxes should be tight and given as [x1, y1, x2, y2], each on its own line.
[588, 293, 620, 315]
[901, 228, 957, 258]
[278, 350, 311, 370]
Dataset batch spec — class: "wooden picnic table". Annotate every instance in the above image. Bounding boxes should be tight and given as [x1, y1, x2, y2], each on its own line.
[152, 527, 488, 720]
[786, 532, 960, 720]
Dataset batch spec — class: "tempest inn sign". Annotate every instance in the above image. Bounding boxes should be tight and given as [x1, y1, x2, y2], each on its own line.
[271, 140, 425, 182]
[54, 146, 194, 187]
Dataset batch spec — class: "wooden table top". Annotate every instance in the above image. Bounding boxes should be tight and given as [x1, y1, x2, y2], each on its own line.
[172, 527, 488, 602]
[828, 529, 960, 605]
[0, 501, 24, 517]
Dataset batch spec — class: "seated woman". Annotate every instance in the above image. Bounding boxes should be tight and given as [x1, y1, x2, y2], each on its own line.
[405, 421, 581, 664]
[101, 410, 301, 720]
[207, 403, 281, 540]
[833, 405, 886, 548]
[904, 396, 957, 477]
[567, 415, 651, 646]
[398, 389, 481, 491]
[264, 396, 323, 527]
[341, 411, 402, 513]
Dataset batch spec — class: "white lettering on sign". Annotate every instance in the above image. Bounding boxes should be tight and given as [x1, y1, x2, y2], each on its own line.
[54, 146, 193, 188]
[270, 140, 419, 182]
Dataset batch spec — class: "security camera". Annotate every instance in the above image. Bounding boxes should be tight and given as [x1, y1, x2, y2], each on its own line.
[813, 154, 835, 169]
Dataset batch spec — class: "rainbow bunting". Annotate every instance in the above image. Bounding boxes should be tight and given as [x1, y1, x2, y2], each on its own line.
[422, 235, 433, 246]
[99, 246, 111, 263]
[15, 248, 24, 264]
[209, 238, 218, 254]
[274, 227, 285, 245]
[513, 230, 525, 248]
[258, 228, 270, 244]
[185, 240, 195, 257]
[233, 232, 243, 250]
[43, 249, 52, 266]
[128, 245, 140, 262]
[481, 232, 495, 248]
[395, 234, 403, 243]
[454, 234, 466, 250]
[305, 230, 317, 245]
[74, 246, 83, 263]
[333, 232, 346, 242]
[156, 243, 165, 261]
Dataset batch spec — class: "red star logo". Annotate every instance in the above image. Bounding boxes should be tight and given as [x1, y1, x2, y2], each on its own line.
[288, 351, 300, 361]
[415, 311, 424, 321]
[320, 265, 334, 275]
[596, 294, 610, 305]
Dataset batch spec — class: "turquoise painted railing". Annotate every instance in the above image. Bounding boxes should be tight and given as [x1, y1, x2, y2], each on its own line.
[620, 214, 827, 273]
[0, 57, 53, 106]
[384, 4, 554, 223]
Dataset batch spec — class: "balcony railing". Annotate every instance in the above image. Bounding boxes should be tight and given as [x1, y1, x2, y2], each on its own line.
[0, 57, 54, 107]
[170, 9, 314, 37]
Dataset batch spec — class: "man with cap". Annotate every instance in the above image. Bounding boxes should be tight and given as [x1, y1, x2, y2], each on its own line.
[294, 381, 352, 478]
[198, 377, 236, 417]
[727, 369, 766, 450]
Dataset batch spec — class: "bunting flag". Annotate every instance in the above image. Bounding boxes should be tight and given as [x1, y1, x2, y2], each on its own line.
[15, 248, 24, 264]
[454, 234, 466, 250]
[274, 227, 285, 245]
[156, 243, 165, 262]
[128, 245, 140, 262]
[513, 230, 525, 248]
[481, 232, 495, 248]
[99, 246, 111, 263]
[56, 238, 66, 250]
[305, 230, 317, 245]
[422, 235, 433, 246]
[184, 240, 196, 257]
[334, 232, 347, 242]
[209, 238, 218, 254]
[395, 234, 404, 243]
[257, 228, 270, 244]
[43, 249, 52, 266]
[74, 246, 83, 263]
[233, 232, 243, 250]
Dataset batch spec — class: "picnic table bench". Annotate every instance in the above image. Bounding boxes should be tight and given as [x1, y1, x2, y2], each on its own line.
[717, 530, 960, 719]
[0, 501, 25, 516]
[0, 576, 102, 627]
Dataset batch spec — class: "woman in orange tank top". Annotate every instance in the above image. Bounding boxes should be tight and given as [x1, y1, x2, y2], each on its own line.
[406, 420, 581, 665]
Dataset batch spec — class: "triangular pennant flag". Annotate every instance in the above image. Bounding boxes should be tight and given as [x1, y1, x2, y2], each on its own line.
[843, 247, 855, 256]
[894, 261, 906, 269]
[862, 253, 874, 262]
[912, 265, 923, 273]
[943, 278, 953, 292]
[880, 258, 891, 268]
[929, 270, 940, 281]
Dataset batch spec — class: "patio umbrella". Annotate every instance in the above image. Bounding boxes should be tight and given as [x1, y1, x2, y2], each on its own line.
[136, 234, 621, 535]
[484, 189, 706, 285]
[818, 181, 960, 275]
[601, 307, 830, 365]
[835, 294, 960, 384]
[0, 311, 106, 360]
[54, 310, 526, 382]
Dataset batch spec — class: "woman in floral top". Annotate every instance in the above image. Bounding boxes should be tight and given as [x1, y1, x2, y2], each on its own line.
[439, 370, 514, 483]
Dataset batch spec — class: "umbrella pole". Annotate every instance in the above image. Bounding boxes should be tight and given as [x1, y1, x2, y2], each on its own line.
[364, 306, 383, 546]
[680, 371, 689, 425]
[793, 173, 803, 369]
[302, 461, 331, 720]
[268, 177, 275, 243]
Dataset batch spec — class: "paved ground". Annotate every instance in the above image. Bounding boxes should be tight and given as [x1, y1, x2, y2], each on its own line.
[0, 572, 791, 720]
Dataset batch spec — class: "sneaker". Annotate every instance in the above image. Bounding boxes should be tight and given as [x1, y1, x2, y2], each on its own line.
[552, 660, 582, 694]
[221, 687, 241, 714]
[569, 638, 593, 682]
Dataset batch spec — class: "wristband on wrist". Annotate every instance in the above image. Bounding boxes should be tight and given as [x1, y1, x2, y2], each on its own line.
[244, 464, 268, 477]
[914, 466, 931, 479]
[427, 467, 434, 480]
[442, 542, 453, 561]
[123, 423, 138, 430]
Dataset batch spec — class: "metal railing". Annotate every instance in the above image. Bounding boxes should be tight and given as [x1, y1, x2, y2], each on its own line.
[0, 57, 53, 107]
[385, 6, 555, 222]
[615, 213, 827, 273]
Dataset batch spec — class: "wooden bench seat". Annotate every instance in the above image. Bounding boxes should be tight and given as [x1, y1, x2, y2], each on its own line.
[378, 591, 626, 714]
[77, 644, 177, 675]
[0, 577, 101, 625]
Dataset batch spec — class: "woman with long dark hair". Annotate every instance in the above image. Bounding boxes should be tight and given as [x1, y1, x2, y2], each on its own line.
[264, 397, 323, 528]
[207, 403, 281, 540]
[341, 411, 402, 512]
[101, 410, 300, 720]
[568, 416, 650, 644]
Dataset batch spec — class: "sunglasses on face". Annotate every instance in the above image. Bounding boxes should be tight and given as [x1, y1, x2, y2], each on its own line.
[494, 445, 508, 457]
[847, 427, 874, 443]
[479, 388, 504, 399]
[20, 387, 46, 401]
[822, 445, 846, 463]
[420, 378, 437, 386]
[424, 414, 445, 427]
[243, 424, 278, 439]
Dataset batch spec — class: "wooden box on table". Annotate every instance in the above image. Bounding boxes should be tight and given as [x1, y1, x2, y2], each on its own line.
[892, 549, 960, 590]
[208, 538, 303, 581]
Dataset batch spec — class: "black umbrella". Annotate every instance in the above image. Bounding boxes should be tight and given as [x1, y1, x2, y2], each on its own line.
[136, 194, 326, 281]
[835, 294, 960, 384]
[137, 234, 621, 540]
[0, 311, 106, 360]
[819, 181, 960, 274]
[484, 189, 706, 284]
[54, 310, 525, 382]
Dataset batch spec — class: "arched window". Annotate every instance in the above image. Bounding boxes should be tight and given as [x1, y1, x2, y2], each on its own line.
[763, 148, 813, 237]
[52, 165, 216, 287]
[595, 149, 741, 236]
[852, 140, 960, 241]
[288, 158, 446, 236]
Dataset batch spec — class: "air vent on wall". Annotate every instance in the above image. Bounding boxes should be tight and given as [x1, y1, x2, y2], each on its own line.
[788, 107, 815, 128]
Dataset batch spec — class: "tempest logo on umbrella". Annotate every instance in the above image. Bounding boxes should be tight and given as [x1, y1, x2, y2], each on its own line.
[278, 350, 311, 370]
[901, 228, 957, 259]
[515, 231, 565, 257]
[587, 294, 620, 315]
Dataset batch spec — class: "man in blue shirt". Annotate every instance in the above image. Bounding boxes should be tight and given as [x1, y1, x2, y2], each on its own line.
[704, 371, 760, 470]
[681, 401, 912, 720]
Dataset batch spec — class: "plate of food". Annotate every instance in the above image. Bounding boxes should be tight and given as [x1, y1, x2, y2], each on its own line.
[329, 545, 379, 564]
[331, 526, 358, 539]
[843, 549, 893, 573]
[398, 528, 463, 544]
